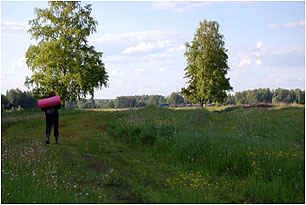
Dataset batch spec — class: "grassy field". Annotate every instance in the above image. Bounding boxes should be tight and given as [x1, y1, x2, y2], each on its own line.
[1, 105, 305, 203]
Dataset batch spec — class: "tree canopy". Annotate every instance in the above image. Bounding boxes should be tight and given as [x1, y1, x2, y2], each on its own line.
[167, 92, 185, 105]
[225, 88, 305, 105]
[25, 1, 108, 105]
[181, 20, 232, 106]
[1, 88, 37, 111]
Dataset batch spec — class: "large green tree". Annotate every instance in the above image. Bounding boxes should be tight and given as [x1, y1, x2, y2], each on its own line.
[167, 92, 184, 105]
[181, 20, 232, 107]
[25, 1, 108, 105]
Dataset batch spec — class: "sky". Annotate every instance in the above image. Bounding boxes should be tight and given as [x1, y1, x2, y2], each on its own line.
[1, 1, 305, 99]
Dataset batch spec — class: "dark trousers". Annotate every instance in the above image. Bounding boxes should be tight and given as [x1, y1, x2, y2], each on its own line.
[46, 114, 59, 140]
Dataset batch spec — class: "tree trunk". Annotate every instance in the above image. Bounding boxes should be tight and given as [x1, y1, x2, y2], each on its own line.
[200, 101, 204, 107]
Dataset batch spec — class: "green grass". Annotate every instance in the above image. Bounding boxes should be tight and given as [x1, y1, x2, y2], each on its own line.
[1, 105, 305, 203]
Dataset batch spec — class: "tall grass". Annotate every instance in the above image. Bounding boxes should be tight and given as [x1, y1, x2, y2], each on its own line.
[1, 105, 304, 203]
[105, 106, 305, 203]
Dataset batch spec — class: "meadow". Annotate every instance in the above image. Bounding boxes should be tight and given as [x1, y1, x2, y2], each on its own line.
[1, 105, 305, 203]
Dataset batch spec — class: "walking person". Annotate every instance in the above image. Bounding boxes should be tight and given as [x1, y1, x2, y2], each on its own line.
[41, 91, 61, 144]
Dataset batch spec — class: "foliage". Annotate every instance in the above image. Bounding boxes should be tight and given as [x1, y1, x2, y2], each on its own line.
[113, 95, 166, 108]
[25, 1, 108, 105]
[1, 88, 37, 111]
[114, 96, 137, 108]
[167, 92, 184, 105]
[182, 20, 232, 106]
[147, 95, 166, 106]
[225, 88, 305, 105]
[2, 87, 304, 112]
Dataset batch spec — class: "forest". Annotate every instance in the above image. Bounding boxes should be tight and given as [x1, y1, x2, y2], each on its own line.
[1, 87, 304, 111]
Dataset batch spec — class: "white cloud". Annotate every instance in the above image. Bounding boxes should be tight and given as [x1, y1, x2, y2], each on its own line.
[157, 40, 171, 48]
[169, 44, 185, 52]
[104, 55, 128, 63]
[158, 67, 167, 73]
[116, 80, 123, 85]
[230, 43, 304, 70]
[256, 41, 263, 49]
[143, 52, 176, 64]
[256, 59, 262, 66]
[122, 42, 155, 54]
[268, 47, 304, 55]
[238, 58, 251, 67]
[1, 70, 16, 79]
[136, 68, 144, 72]
[269, 21, 305, 28]
[122, 39, 181, 54]
[108, 69, 124, 78]
[150, 1, 211, 13]
[160, 83, 168, 88]
[89, 30, 186, 44]
[90, 30, 188, 58]
[11, 56, 26, 68]
[1, 21, 28, 33]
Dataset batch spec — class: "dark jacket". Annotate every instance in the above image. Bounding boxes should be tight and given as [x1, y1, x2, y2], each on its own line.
[42, 104, 61, 115]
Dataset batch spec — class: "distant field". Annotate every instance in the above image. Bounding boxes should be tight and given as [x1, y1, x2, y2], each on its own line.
[1, 105, 305, 203]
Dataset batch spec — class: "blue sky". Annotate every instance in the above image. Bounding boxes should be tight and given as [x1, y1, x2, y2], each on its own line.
[1, 1, 305, 99]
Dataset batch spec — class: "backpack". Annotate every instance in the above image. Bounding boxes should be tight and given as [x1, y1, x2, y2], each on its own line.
[46, 107, 57, 115]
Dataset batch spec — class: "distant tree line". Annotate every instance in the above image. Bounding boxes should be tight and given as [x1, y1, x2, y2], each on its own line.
[65, 92, 185, 109]
[225, 88, 305, 105]
[112, 93, 185, 108]
[2, 88, 304, 111]
[1, 88, 37, 111]
[65, 98, 115, 109]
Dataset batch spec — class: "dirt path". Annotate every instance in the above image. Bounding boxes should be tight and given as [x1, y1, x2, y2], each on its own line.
[1, 113, 44, 122]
